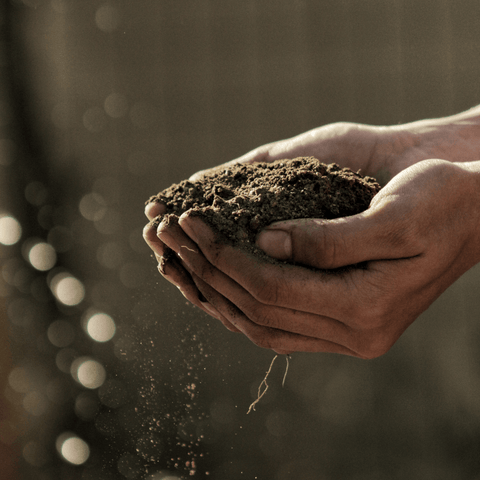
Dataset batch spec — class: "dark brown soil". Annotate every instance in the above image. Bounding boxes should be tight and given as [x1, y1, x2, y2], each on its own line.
[147, 157, 380, 264]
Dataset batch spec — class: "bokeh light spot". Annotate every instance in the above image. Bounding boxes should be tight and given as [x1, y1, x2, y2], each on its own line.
[75, 392, 100, 420]
[117, 452, 143, 479]
[95, 4, 121, 32]
[8, 366, 31, 393]
[86, 312, 116, 342]
[71, 357, 106, 389]
[47, 320, 75, 347]
[97, 241, 124, 269]
[94, 209, 121, 235]
[79, 192, 107, 221]
[23, 440, 48, 467]
[119, 262, 144, 289]
[23, 391, 49, 416]
[25, 181, 48, 206]
[83, 106, 107, 133]
[56, 432, 90, 465]
[104, 92, 128, 118]
[0, 214, 22, 245]
[50, 273, 85, 306]
[7, 297, 35, 327]
[55, 348, 77, 374]
[28, 242, 57, 271]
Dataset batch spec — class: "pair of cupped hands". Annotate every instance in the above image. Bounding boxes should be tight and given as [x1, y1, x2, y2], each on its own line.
[144, 117, 480, 359]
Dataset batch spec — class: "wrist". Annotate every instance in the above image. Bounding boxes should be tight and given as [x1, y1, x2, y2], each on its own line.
[394, 106, 480, 163]
[368, 106, 480, 181]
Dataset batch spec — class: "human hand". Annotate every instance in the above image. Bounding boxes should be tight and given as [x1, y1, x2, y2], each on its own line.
[144, 107, 480, 353]
[182, 104, 480, 183]
[153, 159, 480, 358]
[143, 121, 399, 326]
[145, 106, 480, 260]
[143, 122, 381, 332]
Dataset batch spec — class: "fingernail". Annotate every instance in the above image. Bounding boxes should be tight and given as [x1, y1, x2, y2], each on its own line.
[145, 201, 164, 220]
[256, 229, 292, 260]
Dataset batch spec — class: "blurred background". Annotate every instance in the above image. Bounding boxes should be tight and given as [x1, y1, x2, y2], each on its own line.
[1, 0, 480, 479]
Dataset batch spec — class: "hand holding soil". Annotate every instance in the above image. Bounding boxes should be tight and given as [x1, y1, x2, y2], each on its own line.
[144, 110, 480, 357]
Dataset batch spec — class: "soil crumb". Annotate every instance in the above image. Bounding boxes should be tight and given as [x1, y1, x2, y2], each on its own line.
[147, 157, 380, 261]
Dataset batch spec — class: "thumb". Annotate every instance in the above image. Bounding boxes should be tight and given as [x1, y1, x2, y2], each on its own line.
[255, 209, 418, 269]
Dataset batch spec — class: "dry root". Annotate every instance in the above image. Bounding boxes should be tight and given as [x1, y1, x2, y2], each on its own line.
[247, 354, 290, 414]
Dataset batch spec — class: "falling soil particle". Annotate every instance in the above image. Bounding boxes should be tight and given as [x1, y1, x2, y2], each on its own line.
[147, 157, 380, 263]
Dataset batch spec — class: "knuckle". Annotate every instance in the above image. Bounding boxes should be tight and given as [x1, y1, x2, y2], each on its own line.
[194, 257, 216, 283]
[349, 286, 395, 329]
[359, 335, 393, 360]
[250, 310, 275, 328]
[384, 221, 424, 255]
[248, 274, 279, 305]
[247, 330, 274, 350]
[348, 301, 386, 331]
[304, 222, 343, 269]
[359, 307, 386, 330]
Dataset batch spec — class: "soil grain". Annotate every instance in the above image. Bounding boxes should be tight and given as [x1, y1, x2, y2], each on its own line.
[147, 157, 380, 260]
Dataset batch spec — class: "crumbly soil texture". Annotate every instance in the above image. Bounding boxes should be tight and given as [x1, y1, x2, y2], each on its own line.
[147, 157, 380, 262]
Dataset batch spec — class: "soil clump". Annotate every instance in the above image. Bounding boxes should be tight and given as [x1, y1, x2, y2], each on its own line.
[147, 157, 380, 263]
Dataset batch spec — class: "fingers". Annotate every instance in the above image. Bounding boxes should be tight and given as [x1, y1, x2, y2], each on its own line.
[156, 217, 241, 332]
[144, 214, 240, 332]
[162, 221, 403, 358]
[168, 218, 352, 340]
[145, 201, 166, 221]
[158, 214, 362, 352]
[143, 221, 167, 257]
[178, 213, 365, 319]
[164, 253, 238, 333]
[191, 272, 359, 356]
[255, 192, 424, 270]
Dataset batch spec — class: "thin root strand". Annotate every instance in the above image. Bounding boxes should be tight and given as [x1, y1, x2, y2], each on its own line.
[247, 354, 291, 414]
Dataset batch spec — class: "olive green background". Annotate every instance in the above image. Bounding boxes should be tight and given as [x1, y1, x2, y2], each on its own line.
[2, 1, 480, 479]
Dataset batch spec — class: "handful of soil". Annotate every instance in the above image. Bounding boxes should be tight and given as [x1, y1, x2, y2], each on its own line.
[147, 157, 380, 261]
